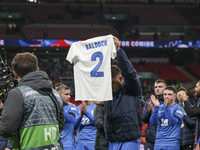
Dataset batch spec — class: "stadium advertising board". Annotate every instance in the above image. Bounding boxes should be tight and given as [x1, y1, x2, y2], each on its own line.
[0, 39, 200, 48]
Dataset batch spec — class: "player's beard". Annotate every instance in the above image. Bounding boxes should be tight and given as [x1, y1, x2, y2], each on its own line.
[113, 81, 122, 94]
[195, 90, 200, 98]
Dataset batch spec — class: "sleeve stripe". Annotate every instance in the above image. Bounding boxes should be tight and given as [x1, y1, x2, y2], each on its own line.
[174, 115, 180, 121]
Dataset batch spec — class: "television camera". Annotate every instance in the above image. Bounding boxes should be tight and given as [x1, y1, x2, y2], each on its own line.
[0, 53, 18, 114]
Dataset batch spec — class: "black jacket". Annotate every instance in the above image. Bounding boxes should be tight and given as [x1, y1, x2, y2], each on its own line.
[94, 105, 108, 150]
[184, 100, 200, 139]
[141, 97, 165, 143]
[180, 114, 195, 146]
[104, 49, 142, 142]
[0, 71, 64, 138]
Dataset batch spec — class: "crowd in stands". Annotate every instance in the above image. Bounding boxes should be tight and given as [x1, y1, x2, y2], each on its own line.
[0, 1, 200, 40]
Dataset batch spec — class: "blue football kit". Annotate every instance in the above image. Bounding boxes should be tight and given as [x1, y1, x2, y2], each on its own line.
[109, 139, 140, 150]
[74, 103, 96, 150]
[60, 103, 77, 150]
[150, 103, 184, 150]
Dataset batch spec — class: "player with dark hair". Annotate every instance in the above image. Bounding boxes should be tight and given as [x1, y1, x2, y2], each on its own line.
[104, 36, 142, 150]
[177, 87, 195, 150]
[150, 86, 184, 150]
[179, 81, 200, 150]
[56, 83, 77, 150]
[142, 79, 166, 150]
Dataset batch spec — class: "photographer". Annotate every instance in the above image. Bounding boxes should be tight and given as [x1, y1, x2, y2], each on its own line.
[0, 52, 64, 150]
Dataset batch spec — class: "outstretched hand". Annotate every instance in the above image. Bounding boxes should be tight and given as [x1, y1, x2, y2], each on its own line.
[151, 94, 160, 106]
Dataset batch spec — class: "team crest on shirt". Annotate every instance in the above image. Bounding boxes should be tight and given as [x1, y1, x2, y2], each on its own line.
[176, 110, 183, 115]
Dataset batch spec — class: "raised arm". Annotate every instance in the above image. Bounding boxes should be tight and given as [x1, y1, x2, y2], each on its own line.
[150, 106, 159, 125]
[116, 49, 142, 96]
[85, 111, 95, 125]
[74, 103, 86, 129]
[184, 101, 200, 117]
[113, 36, 141, 96]
[179, 92, 200, 117]
[141, 99, 152, 124]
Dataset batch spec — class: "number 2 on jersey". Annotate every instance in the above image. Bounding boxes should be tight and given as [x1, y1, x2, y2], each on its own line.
[90, 51, 104, 77]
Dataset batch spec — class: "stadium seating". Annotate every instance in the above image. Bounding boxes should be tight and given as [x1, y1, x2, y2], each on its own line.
[186, 63, 200, 78]
[114, 61, 190, 82]
[22, 26, 119, 39]
[0, 26, 16, 39]
[9, 4, 100, 24]
[139, 34, 188, 40]
[176, 6, 200, 25]
[110, 6, 189, 26]
[194, 28, 200, 36]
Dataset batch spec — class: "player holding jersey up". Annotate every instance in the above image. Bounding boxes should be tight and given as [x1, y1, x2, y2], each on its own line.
[55, 83, 78, 150]
[74, 101, 96, 150]
[150, 86, 184, 150]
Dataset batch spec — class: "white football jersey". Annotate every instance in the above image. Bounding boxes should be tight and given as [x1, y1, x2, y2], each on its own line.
[66, 35, 116, 101]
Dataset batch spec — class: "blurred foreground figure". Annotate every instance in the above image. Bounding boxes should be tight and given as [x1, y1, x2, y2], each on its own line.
[0, 52, 64, 150]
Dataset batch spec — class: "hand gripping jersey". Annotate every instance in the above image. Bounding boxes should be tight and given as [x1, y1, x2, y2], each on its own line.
[66, 35, 116, 101]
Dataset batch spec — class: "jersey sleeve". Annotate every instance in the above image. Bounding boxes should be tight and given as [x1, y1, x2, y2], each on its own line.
[173, 106, 184, 120]
[66, 43, 77, 64]
[109, 35, 117, 59]
[150, 106, 160, 126]
[68, 104, 78, 117]
[164, 106, 184, 126]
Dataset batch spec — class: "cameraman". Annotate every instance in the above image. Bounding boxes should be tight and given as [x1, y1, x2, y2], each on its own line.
[0, 101, 12, 150]
[0, 52, 64, 150]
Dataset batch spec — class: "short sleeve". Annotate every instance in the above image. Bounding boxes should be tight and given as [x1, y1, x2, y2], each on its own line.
[66, 43, 77, 64]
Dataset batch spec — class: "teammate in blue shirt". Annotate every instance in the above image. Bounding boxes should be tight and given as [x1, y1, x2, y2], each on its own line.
[150, 86, 184, 150]
[55, 83, 77, 150]
[74, 101, 96, 150]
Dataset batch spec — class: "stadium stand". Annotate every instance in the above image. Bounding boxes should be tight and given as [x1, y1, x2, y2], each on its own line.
[114, 61, 190, 82]
[22, 26, 119, 39]
[186, 63, 200, 78]
[176, 6, 200, 25]
[110, 6, 188, 26]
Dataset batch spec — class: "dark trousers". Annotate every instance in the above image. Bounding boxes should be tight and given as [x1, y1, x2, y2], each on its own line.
[180, 145, 193, 150]
[145, 142, 154, 150]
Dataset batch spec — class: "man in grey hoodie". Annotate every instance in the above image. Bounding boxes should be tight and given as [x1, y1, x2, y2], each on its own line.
[0, 52, 64, 150]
